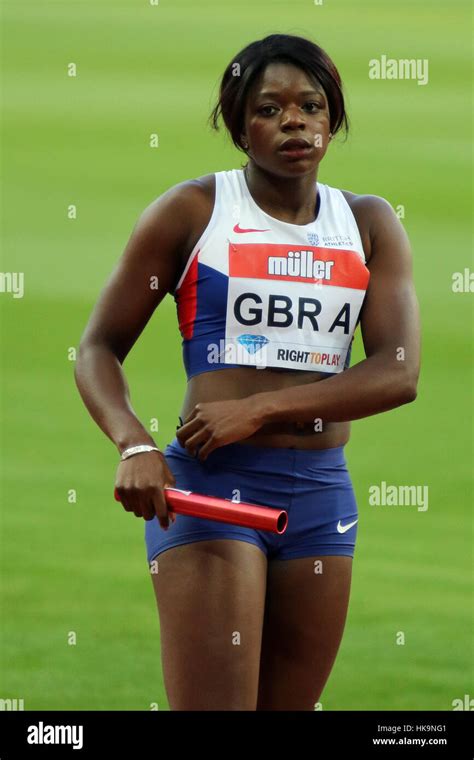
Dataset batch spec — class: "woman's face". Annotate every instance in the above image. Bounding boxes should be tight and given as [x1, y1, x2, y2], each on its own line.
[241, 61, 331, 177]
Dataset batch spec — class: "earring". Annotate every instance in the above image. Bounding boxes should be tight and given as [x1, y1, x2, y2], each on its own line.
[329, 132, 333, 140]
[242, 138, 248, 149]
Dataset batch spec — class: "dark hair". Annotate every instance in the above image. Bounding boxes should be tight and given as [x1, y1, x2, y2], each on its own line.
[208, 34, 349, 153]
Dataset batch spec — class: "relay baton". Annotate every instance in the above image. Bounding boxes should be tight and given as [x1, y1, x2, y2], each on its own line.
[114, 486, 288, 534]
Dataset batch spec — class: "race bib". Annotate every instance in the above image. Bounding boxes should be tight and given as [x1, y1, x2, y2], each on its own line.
[223, 243, 370, 372]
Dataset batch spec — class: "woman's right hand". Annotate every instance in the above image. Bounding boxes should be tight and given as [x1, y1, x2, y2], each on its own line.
[114, 450, 177, 529]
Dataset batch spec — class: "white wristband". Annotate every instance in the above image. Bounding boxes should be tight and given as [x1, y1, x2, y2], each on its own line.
[120, 444, 161, 461]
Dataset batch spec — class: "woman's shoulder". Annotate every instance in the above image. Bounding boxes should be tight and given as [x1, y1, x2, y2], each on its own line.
[140, 173, 216, 241]
[161, 167, 243, 207]
[156, 172, 216, 207]
[336, 187, 402, 265]
[339, 187, 395, 216]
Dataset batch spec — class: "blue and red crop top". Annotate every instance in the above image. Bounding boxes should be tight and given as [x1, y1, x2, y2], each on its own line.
[172, 168, 370, 380]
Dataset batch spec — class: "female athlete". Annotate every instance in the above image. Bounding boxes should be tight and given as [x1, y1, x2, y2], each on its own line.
[74, 33, 421, 711]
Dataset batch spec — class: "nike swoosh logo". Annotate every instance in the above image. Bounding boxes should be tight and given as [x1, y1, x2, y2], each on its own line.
[337, 519, 358, 534]
[233, 223, 270, 233]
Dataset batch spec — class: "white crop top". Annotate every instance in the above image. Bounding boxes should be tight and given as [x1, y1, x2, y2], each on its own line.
[173, 168, 370, 379]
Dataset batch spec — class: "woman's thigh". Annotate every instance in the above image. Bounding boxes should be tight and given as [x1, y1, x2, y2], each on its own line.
[257, 555, 353, 711]
[150, 538, 268, 711]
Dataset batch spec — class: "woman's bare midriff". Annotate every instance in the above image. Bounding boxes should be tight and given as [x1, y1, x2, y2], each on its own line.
[178, 367, 350, 450]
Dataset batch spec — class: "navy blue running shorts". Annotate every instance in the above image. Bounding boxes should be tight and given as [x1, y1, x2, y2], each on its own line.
[144, 436, 359, 564]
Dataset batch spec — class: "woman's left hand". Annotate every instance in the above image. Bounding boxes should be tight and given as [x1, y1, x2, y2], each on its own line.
[176, 397, 263, 461]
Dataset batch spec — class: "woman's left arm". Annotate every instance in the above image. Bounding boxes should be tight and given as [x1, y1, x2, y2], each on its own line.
[254, 195, 421, 425]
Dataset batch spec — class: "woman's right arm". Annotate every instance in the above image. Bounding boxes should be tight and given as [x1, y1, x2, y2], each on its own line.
[74, 180, 201, 525]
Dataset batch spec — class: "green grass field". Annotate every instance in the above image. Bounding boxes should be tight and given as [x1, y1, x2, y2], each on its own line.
[1, 0, 472, 710]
